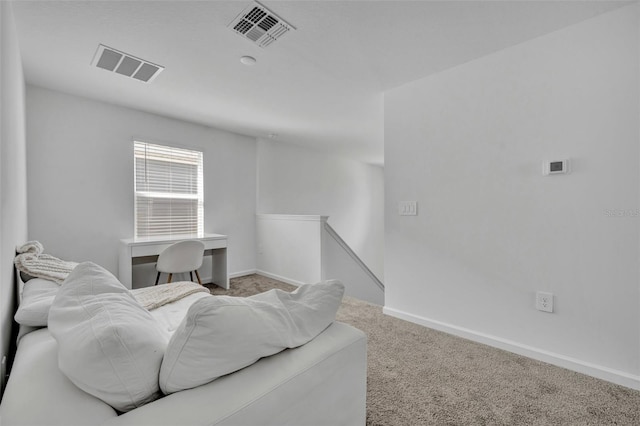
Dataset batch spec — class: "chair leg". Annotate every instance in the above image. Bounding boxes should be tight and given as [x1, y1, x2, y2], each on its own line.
[195, 270, 202, 285]
[190, 271, 194, 282]
[168, 273, 173, 283]
[155, 272, 161, 286]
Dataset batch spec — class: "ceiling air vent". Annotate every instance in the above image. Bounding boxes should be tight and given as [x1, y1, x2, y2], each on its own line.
[228, 2, 295, 48]
[91, 44, 164, 83]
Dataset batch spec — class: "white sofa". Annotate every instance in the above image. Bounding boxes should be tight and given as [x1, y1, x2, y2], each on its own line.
[1, 322, 366, 426]
[0, 268, 367, 426]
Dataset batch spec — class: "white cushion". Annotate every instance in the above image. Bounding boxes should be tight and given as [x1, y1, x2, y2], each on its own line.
[14, 278, 59, 326]
[48, 262, 168, 412]
[159, 280, 344, 394]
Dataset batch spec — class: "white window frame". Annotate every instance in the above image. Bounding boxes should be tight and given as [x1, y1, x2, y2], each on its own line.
[134, 141, 204, 238]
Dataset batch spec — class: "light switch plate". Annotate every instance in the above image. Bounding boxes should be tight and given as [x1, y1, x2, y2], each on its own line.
[399, 201, 418, 216]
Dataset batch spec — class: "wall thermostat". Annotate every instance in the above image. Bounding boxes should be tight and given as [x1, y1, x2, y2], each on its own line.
[543, 159, 570, 176]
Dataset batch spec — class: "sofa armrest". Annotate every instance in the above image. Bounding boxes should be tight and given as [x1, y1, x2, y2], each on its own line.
[104, 322, 367, 426]
[0, 329, 118, 426]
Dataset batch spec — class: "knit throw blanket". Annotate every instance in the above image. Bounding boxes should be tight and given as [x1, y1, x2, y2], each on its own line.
[132, 282, 210, 310]
[14, 241, 78, 284]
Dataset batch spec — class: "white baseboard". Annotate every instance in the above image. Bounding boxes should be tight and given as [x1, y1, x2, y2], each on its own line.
[199, 270, 256, 284]
[229, 269, 257, 279]
[256, 270, 303, 287]
[383, 306, 640, 391]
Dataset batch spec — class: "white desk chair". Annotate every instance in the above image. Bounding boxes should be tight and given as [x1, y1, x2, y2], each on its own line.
[155, 240, 205, 285]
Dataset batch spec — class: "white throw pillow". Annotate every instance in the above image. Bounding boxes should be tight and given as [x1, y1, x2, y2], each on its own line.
[159, 280, 344, 394]
[48, 262, 168, 412]
[14, 278, 59, 326]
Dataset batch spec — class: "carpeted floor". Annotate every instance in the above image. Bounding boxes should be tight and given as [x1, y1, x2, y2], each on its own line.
[206, 274, 640, 425]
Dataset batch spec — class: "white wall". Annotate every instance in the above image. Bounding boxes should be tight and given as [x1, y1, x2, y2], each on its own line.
[26, 86, 257, 285]
[322, 222, 384, 305]
[256, 214, 324, 286]
[0, 1, 28, 394]
[257, 138, 384, 280]
[384, 5, 640, 387]
[256, 214, 384, 304]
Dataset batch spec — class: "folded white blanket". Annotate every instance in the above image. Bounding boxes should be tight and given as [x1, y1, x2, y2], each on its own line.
[14, 241, 78, 284]
[132, 282, 210, 311]
[16, 240, 44, 255]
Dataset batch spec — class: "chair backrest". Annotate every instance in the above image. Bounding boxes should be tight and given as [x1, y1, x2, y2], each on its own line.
[156, 240, 205, 273]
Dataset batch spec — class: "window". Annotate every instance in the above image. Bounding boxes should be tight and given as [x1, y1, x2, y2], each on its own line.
[134, 141, 203, 238]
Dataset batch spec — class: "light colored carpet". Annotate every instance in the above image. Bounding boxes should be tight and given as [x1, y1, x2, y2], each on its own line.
[207, 275, 640, 425]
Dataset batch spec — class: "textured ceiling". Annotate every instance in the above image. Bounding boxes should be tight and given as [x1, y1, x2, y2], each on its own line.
[11, 1, 629, 165]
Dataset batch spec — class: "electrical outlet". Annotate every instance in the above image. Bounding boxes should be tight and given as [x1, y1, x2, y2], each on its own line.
[1, 355, 6, 395]
[536, 291, 554, 313]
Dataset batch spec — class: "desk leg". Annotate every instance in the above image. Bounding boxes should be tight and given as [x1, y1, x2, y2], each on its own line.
[211, 248, 229, 289]
[118, 245, 133, 290]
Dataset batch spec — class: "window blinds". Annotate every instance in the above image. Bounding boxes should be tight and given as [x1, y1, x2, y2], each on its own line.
[134, 141, 204, 238]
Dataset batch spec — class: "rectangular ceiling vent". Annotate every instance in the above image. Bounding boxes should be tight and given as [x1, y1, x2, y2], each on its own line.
[91, 44, 164, 83]
[228, 2, 295, 48]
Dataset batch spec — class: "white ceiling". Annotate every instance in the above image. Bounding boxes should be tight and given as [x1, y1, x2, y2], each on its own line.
[11, 0, 629, 165]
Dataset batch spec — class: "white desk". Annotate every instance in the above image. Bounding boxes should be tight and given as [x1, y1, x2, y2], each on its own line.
[118, 233, 228, 289]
